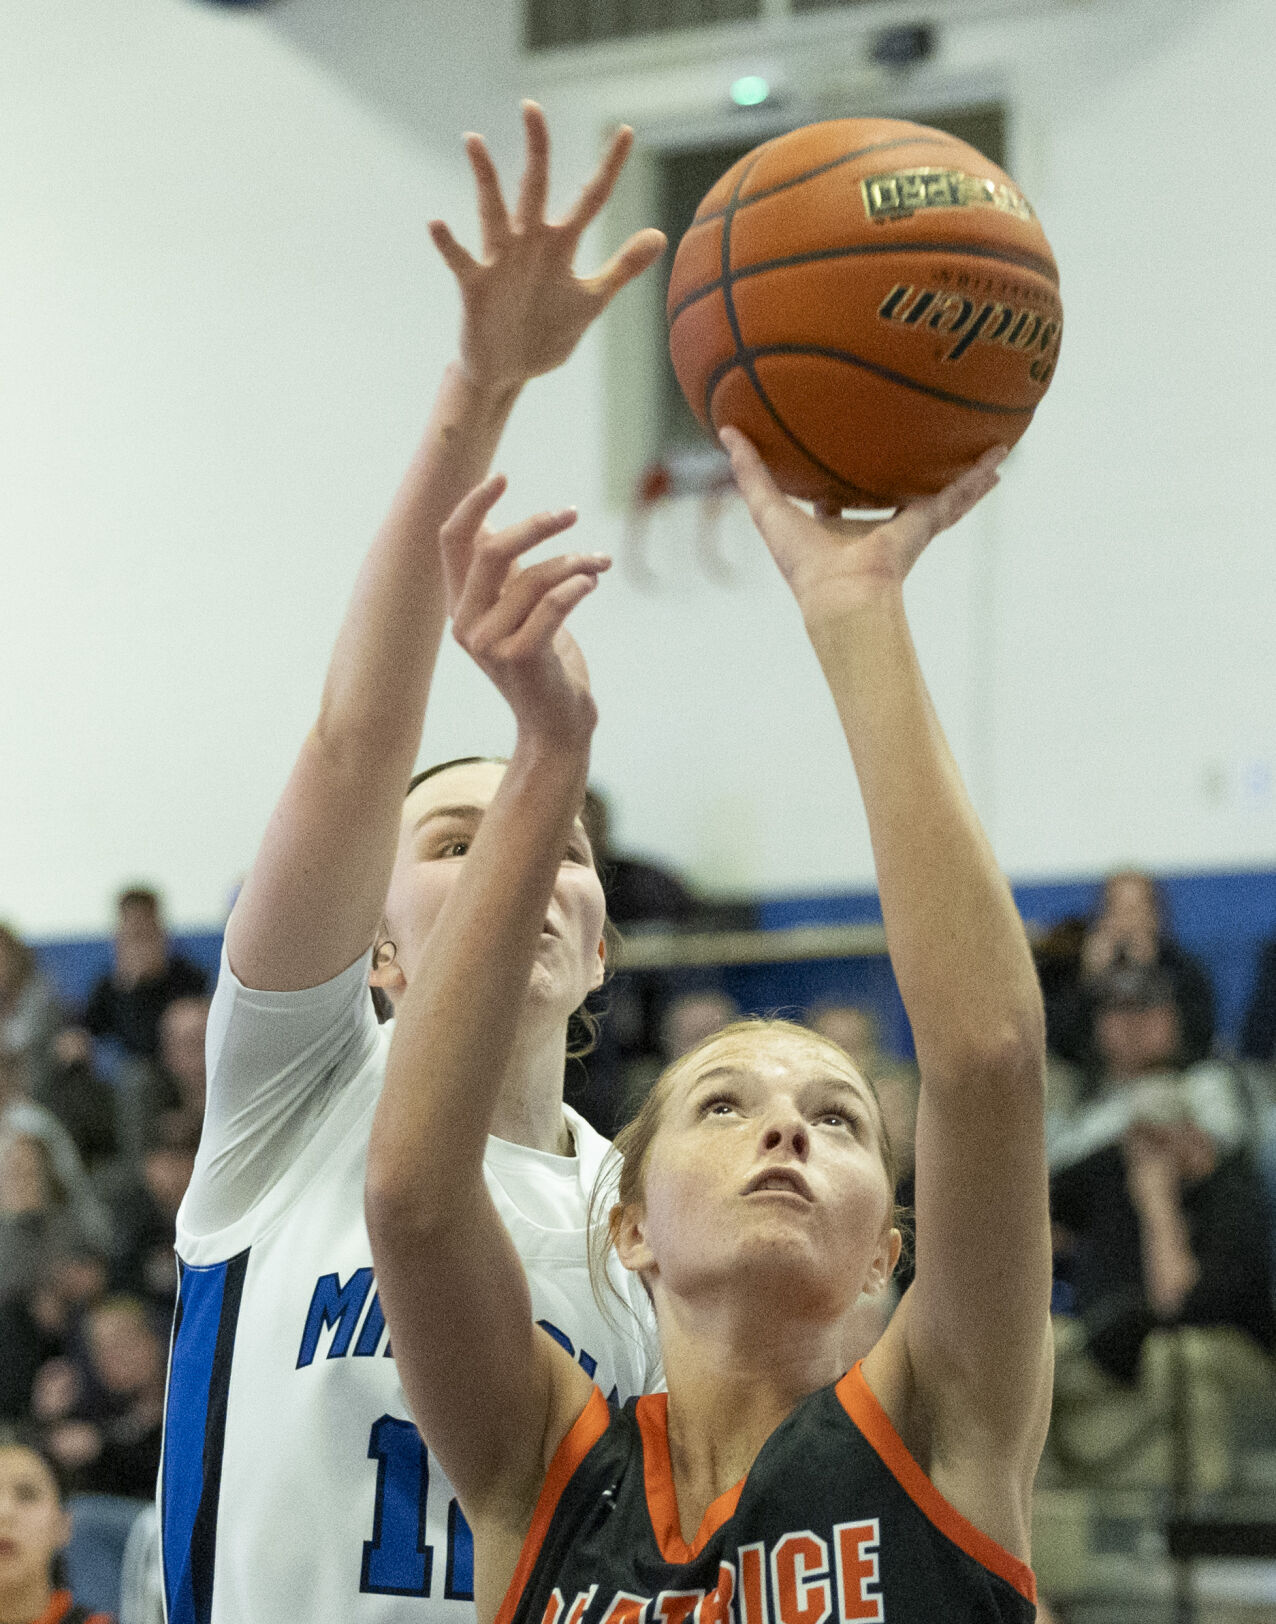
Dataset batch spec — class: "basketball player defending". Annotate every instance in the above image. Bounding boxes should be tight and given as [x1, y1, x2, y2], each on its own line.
[158, 105, 666, 1624]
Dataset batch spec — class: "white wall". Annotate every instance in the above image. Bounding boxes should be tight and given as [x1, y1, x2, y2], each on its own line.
[1, 0, 1273, 935]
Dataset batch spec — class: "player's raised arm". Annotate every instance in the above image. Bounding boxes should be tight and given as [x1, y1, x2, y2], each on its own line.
[226, 104, 664, 992]
[365, 478, 602, 1551]
[721, 429, 1051, 1551]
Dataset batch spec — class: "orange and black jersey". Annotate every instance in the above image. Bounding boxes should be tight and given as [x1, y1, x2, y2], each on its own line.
[496, 1364, 1036, 1624]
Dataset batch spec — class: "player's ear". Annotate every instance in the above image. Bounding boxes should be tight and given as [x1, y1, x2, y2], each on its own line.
[863, 1225, 902, 1298]
[590, 933, 606, 993]
[369, 936, 407, 1000]
[611, 1201, 654, 1278]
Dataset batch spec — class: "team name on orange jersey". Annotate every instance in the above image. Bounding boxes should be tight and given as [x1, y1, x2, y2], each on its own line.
[539, 1520, 887, 1624]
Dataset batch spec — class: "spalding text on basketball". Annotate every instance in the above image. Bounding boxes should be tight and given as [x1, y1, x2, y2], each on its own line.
[878, 283, 1060, 382]
[861, 168, 1036, 224]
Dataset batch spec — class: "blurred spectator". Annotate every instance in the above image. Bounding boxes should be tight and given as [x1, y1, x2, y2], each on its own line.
[0, 1135, 76, 1301]
[114, 996, 208, 1168]
[574, 790, 705, 1135]
[0, 1240, 109, 1425]
[1240, 932, 1276, 1061]
[30, 1031, 117, 1176]
[34, 1298, 166, 1501]
[0, 1059, 113, 1275]
[0, 1423, 111, 1624]
[101, 1115, 197, 1315]
[581, 790, 697, 928]
[594, 988, 740, 1134]
[1049, 962, 1274, 1384]
[83, 891, 206, 1061]
[807, 1002, 895, 1080]
[0, 925, 62, 1094]
[660, 990, 739, 1061]
[1043, 870, 1215, 1072]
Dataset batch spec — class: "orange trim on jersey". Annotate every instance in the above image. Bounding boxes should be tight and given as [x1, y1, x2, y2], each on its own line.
[31, 1593, 110, 1624]
[494, 1387, 613, 1624]
[835, 1363, 1037, 1606]
[635, 1393, 745, 1564]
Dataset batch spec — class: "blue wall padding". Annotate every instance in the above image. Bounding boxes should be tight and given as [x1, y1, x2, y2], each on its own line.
[758, 866, 1276, 1057]
[30, 866, 1276, 1059]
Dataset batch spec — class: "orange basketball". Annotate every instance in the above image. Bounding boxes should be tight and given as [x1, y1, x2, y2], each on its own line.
[667, 118, 1062, 507]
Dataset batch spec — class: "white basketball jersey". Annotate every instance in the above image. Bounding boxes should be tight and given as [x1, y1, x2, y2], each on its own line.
[160, 948, 659, 1624]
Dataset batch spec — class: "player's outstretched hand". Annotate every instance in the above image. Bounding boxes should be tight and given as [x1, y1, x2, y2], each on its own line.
[720, 426, 1006, 624]
[441, 475, 607, 748]
[431, 101, 666, 393]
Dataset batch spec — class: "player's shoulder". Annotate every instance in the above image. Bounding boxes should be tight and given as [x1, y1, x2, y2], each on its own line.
[563, 1103, 616, 1185]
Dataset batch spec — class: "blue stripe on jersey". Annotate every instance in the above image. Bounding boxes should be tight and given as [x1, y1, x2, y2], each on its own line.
[162, 1249, 250, 1624]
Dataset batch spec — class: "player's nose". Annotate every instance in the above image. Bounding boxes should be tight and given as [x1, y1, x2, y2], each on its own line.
[759, 1105, 809, 1160]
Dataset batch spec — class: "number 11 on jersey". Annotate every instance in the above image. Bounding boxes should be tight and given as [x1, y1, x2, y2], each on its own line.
[361, 1415, 474, 1599]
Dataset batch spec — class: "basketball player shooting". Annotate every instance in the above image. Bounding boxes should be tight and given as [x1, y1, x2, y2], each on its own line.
[366, 435, 1053, 1623]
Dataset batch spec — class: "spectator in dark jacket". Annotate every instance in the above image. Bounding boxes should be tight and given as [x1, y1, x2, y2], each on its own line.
[113, 995, 207, 1167]
[103, 1114, 198, 1314]
[1044, 869, 1215, 1074]
[1050, 963, 1274, 1383]
[1240, 933, 1276, 1061]
[0, 1240, 109, 1424]
[33, 1296, 166, 1501]
[82, 889, 206, 1060]
[30, 1030, 117, 1174]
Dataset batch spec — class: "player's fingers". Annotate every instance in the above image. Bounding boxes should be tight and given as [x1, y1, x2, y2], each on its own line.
[439, 475, 508, 598]
[495, 574, 600, 663]
[453, 508, 580, 629]
[466, 553, 610, 651]
[513, 100, 550, 228]
[914, 445, 1006, 539]
[427, 219, 479, 281]
[464, 133, 512, 255]
[559, 124, 634, 238]
[719, 426, 791, 534]
[890, 446, 1005, 568]
[589, 229, 667, 307]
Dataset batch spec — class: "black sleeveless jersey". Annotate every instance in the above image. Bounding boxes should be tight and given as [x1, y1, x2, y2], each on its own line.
[495, 1364, 1036, 1624]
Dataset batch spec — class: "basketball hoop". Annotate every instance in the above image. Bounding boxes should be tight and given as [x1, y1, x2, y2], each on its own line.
[622, 445, 738, 589]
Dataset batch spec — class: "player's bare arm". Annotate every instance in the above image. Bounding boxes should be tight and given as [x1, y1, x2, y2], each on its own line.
[365, 477, 602, 1581]
[227, 104, 664, 993]
[722, 428, 1052, 1559]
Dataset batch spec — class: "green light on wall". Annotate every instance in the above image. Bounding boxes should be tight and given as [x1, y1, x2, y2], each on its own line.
[730, 76, 770, 108]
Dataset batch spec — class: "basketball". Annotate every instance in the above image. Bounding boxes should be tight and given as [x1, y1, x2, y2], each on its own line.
[667, 117, 1062, 507]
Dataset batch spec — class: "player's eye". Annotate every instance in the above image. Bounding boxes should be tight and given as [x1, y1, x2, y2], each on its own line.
[816, 1105, 856, 1130]
[701, 1095, 739, 1117]
[437, 838, 469, 858]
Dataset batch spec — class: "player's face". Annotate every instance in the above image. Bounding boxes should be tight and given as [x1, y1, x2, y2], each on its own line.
[0, 1447, 70, 1598]
[623, 1028, 899, 1328]
[379, 761, 606, 1018]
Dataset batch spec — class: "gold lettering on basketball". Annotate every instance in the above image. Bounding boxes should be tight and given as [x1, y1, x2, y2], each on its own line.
[861, 168, 1035, 224]
[878, 282, 1062, 377]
